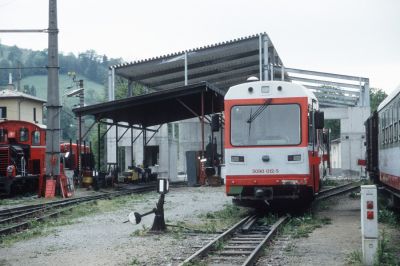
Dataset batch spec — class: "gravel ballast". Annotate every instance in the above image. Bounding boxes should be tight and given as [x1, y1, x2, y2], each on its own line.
[0, 186, 231, 266]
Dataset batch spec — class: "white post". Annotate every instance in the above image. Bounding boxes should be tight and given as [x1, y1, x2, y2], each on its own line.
[361, 185, 378, 265]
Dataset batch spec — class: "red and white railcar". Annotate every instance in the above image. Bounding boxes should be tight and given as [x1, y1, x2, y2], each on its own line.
[224, 81, 329, 206]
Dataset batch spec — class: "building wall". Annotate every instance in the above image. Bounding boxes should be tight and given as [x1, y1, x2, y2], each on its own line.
[323, 106, 370, 176]
[0, 98, 43, 124]
[107, 117, 224, 182]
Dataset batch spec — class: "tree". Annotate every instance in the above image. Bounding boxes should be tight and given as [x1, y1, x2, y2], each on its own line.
[370, 87, 387, 113]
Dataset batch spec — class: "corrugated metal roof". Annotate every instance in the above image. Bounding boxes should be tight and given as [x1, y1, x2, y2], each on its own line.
[111, 33, 283, 92]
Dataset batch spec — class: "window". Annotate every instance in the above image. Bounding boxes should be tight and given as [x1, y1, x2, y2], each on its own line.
[20, 128, 29, 142]
[0, 107, 6, 119]
[32, 131, 41, 145]
[33, 108, 37, 123]
[231, 104, 301, 146]
[0, 128, 7, 142]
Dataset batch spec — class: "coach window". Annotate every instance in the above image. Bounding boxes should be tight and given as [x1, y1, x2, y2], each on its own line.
[32, 131, 40, 145]
[390, 106, 393, 143]
[394, 103, 398, 142]
[20, 128, 29, 142]
[381, 113, 385, 145]
[398, 101, 400, 139]
[383, 111, 386, 145]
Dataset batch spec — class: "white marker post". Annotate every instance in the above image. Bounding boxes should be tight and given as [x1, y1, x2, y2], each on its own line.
[361, 185, 378, 265]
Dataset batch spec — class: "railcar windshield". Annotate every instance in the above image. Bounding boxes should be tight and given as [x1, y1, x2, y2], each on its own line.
[230, 104, 301, 146]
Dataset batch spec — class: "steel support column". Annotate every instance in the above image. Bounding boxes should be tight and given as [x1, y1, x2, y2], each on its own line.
[142, 128, 147, 166]
[97, 122, 100, 170]
[258, 34, 269, 81]
[184, 51, 188, 86]
[116, 125, 118, 167]
[131, 127, 134, 167]
[201, 91, 205, 154]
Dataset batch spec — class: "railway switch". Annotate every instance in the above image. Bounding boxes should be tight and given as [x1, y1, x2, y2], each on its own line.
[128, 178, 169, 232]
[361, 185, 378, 266]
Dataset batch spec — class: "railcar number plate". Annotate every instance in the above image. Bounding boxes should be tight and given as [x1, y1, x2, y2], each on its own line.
[252, 168, 279, 174]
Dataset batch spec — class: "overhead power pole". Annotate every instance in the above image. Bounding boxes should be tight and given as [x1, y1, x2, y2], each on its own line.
[45, 0, 61, 176]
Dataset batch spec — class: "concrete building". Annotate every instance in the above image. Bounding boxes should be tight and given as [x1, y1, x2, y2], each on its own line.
[0, 88, 46, 124]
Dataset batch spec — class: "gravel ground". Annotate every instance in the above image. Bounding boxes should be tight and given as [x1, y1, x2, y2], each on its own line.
[1, 186, 399, 266]
[0, 186, 232, 266]
[257, 193, 400, 266]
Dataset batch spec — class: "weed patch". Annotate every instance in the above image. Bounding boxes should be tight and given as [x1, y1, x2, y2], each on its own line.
[321, 179, 339, 187]
[283, 213, 331, 238]
[375, 230, 398, 265]
[346, 250, 362, 265]
[378, 208, 399, 227]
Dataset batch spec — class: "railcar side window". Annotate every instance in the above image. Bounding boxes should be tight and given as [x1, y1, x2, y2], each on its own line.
[32, 131, 40, 145]
[20, 128, 29, 142]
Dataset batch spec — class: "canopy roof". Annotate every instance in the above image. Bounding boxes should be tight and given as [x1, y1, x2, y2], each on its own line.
[73, 82, 224, 127]
[112, 33, 283, 92]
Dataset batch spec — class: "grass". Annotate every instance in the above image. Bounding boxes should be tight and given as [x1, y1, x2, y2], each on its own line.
[321, 179, 340, 187]
[282, 213, 331, 238]
[346, 250, 362, 265]
[375, 230, 398, 266]
[128, 257, 141, 265]
[259, 213, 279, 225]
[378, 208, 399, 227]
[182, 261, 208, 266]
[0, 193, 148, 246]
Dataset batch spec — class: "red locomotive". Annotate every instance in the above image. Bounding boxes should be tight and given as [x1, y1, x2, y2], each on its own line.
[0, 120, 46, 195]
[0, 120, 94, 196]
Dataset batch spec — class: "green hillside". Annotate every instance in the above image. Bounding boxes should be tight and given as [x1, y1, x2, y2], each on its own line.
[20, 74, 106, 106]
[20, 74, 106, 141]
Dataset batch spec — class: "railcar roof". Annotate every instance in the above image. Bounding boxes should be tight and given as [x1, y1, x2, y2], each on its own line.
[378, 84, 400, 111]
[225, 81, 318, 107]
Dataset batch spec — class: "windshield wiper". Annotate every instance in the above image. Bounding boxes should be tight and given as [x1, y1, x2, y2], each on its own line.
[246, 98, 272, 124]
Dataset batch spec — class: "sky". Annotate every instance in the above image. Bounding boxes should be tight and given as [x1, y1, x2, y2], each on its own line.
[0, 0, 399, 93]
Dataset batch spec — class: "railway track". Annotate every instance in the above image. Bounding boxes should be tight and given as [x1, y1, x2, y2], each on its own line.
[179, 181, 361, 265]
[316, 181, 360, 201]
[0, 183, 157, 236]
[179, 215, 288, 266]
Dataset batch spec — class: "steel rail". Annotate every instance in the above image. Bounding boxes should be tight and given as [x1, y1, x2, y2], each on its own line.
[0, 184, 156, 217]
[242, 216, 288, 266]
[179, 215, 251, 266]
[316, 181, 360, 201]
[0, 185, 156, 235]
[180, 215, 288, 266]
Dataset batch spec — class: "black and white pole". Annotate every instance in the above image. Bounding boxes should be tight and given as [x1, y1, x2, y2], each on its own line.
[128, 178, 169, 232]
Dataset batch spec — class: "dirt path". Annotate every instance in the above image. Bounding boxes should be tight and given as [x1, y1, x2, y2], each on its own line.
[258, 195, 362, 266]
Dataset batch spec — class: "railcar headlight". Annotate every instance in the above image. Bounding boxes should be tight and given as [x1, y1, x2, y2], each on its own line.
[288, 154, 301, 161]
[231, 155, 244, 162]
